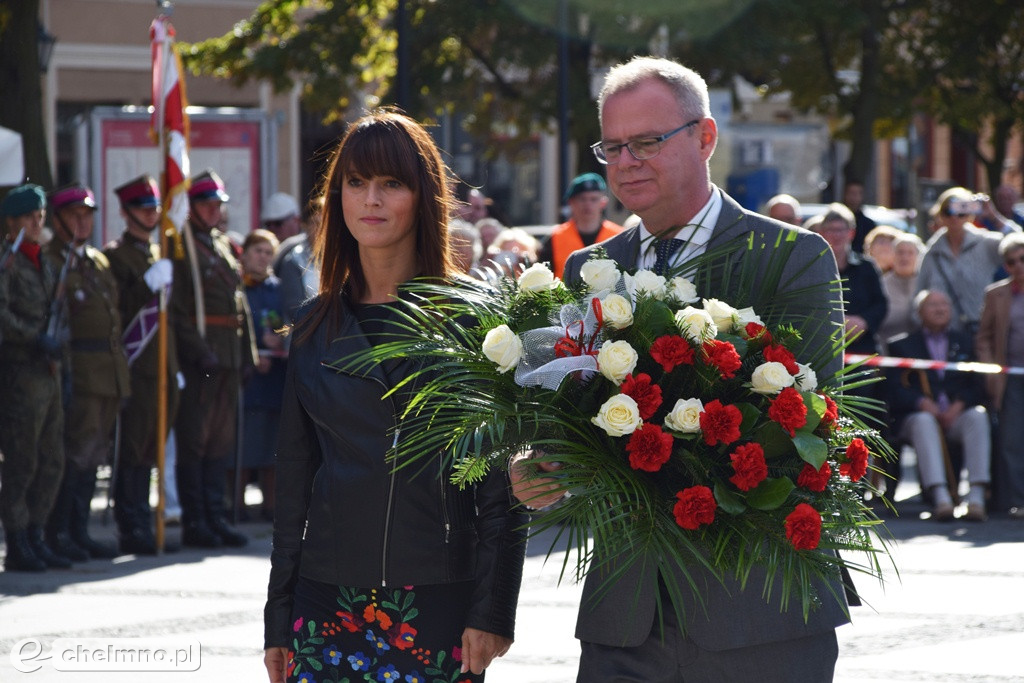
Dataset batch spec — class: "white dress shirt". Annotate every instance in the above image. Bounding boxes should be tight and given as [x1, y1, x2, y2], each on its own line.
[636, 186, 722, 273]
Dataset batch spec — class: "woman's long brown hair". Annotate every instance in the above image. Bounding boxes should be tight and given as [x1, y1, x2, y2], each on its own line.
[296, 108, 456, 344]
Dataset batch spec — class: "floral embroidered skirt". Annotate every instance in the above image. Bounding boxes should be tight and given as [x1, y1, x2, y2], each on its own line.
[287, 576, 484, 683]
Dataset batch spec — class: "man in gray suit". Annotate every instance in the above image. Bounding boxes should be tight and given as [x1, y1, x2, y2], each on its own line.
[512, 57, 849, 682]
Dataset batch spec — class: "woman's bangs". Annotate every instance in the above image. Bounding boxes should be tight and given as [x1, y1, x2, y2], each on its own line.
[341, 123, 418, 189]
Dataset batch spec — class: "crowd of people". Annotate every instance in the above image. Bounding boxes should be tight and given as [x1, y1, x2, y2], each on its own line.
[3, 51, 1024, 683]
[763, 185, 1024, 523]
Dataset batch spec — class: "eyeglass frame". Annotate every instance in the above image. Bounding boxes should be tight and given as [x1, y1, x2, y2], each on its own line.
[590, 118, 703, 165]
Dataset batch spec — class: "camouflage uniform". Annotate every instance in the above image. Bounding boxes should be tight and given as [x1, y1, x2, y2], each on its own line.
[43, 235, 131, 560]
[172, 218, 256, 547]
[0, 231, 65, 561]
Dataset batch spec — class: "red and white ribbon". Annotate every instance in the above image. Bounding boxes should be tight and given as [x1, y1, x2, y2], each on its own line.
[845, 353, 1024, 376]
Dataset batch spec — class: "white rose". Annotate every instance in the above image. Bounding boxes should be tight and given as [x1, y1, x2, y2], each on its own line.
[591, 394, 643, 437]
[481, 324, 523, 374]
[750, 361, 796, 394]
[795, 363, 818, 392]
[702, 298, 740, 333]
[517, 262, 559, 292]
[580, 259, 620, 292]
[664, 398, 704, 433]
[628, 269, 668, 300]
[735, 306, 764, 331]
[668, 276, 699, 303]
[596, 340, 638, 385]
[601, 293, 634, 330]
[674, 306, 718, 342]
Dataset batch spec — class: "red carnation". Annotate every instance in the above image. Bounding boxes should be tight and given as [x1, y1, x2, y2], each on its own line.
[626, 423, 674, 472]
[702, 339, 742, 379]
[621, 373, 663, 420]
[650, 335, 695, 373]
[819, 394, 839, 430]
[763, 344, 799, 375]
[729, 442, 768, 491]
[769, 386, 808, 436]
[673, 486, 717, 530]
[840, 437, 870, 481]
[699, 399, 743, 446]
[797, 461, 832, 492]
[744, 321, 771, 343]
[785, 503, 822, 550]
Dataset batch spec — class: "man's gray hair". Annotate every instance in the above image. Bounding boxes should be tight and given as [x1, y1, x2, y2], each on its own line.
[598, 56, 710, 122]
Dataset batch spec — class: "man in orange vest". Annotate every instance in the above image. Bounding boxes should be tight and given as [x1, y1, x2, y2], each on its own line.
[540, 172, 624, 278]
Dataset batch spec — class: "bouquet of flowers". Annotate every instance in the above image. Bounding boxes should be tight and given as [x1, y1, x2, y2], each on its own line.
[338, 241, 893, 622]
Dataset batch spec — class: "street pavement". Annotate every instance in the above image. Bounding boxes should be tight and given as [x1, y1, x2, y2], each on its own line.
[1, 464, 1024, 682]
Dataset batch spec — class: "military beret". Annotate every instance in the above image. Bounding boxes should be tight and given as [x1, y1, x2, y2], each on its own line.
[1, 184, 47, 217]
[564, 172, 607, 202]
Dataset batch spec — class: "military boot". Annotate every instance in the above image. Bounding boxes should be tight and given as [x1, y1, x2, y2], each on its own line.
[27, 525, 73, 568]
[203, 457, 248, 548]
[4, 529, 47, 572]
[69, 466, 117, 559]
[115, 465, 157, 555]
[45, 468, 90, 562]
[178, 461, 222, 548]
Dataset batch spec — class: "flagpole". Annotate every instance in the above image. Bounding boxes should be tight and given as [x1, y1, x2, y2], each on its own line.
[154, 3, 172, 555]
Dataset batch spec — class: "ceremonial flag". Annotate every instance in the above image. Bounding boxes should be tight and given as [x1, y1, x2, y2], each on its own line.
[122, 296, 161, 366]
[150, 15, 190, 241]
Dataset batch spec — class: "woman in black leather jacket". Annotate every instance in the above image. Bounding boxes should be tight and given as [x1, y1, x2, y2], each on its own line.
[263, 109, 526, 683]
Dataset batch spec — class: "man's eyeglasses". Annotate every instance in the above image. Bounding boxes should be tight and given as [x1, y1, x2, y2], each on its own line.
[591, 119, 702, 165]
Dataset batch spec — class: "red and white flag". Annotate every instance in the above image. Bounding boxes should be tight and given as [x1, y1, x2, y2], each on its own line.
[150, 15, 190, 237]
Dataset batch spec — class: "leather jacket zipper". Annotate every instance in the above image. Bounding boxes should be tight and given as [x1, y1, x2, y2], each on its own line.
[323, 361, 401, 587]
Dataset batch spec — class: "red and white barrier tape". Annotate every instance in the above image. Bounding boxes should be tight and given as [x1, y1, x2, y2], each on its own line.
[845, 353, 1024, 376]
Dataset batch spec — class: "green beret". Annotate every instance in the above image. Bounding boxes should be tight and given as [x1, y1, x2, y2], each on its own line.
[564, 172, 607, 202]
[1, 184, 47, 218]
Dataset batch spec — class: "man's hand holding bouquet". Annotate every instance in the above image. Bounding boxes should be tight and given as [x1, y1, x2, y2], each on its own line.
[337, 238, 893, 625]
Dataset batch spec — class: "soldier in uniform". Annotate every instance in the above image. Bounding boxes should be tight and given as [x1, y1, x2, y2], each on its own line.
[0, 184, 69, 571]
[172, 169, 256, 548]
[43, 183, 128, 561]
[105, 175, 179, 555]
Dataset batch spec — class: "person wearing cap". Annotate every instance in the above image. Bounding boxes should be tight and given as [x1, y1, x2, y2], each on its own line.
[40, 183, 129, 562]
[0, 184, 69, 572]
[261, 192, 301, 242]
[538, 172, 624, 279]
[104, 174, 181, 555]
[273, 194, 323, 329]
[171, 169, 257, 549]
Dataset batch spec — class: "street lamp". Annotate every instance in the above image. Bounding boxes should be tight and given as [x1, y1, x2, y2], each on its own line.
[37, 26, 57, 73]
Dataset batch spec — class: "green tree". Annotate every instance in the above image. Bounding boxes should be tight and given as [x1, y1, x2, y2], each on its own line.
[676, 0, 920, 192]
[0, 0, 54, 189]
[896, 0, 1024, 190]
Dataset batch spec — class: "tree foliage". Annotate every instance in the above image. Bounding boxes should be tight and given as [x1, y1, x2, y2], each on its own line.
[183, 0, 1024, 196]
[894, 0, 1024, 189]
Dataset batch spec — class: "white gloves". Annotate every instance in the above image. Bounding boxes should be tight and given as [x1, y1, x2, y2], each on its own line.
[143, 259, 173, 292]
